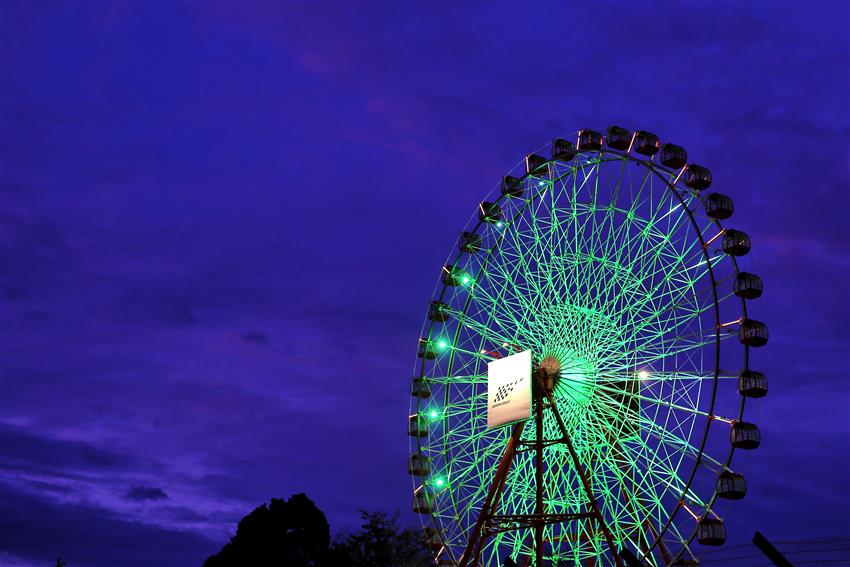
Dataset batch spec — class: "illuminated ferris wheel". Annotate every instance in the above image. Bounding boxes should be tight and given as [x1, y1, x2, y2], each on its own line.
[408, 127, 768, 566]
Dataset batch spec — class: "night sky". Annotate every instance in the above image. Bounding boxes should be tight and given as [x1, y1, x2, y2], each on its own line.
[1, 2, 848, 566]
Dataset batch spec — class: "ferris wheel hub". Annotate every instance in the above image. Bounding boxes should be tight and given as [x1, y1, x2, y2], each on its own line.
[537, 355, 561, 392]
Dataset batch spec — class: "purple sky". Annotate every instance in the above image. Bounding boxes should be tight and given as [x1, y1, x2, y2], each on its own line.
[1, 2, 848, 566]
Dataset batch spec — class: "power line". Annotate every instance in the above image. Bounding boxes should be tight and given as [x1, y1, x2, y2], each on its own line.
[692, 534, 850, 567]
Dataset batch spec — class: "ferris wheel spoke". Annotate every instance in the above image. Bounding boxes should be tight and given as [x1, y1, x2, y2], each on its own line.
[598, 370, 732, 381]
[472, 252, 548, 345]
[603, 334, 717, 374]
[635, 417, 726, 473]
[612, 245, 708, 326]
[499, 229, 561, 324]
[642, 462, 707, 510]
[607, 310, 711, 362]
[463, 301, 528, 353]
[612, 433, 706, 509]
[586, 381, 710, 421]
[592, 461, 666, 555]
[606, 447, 696, 537]
[624, 249, 706, 311]
[578, 400, 700, 477]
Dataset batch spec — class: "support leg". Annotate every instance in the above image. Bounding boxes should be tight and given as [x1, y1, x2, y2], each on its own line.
[535, 392, 544, 566]
[459, 422, 525, 567]
[544, 390, 623, 567]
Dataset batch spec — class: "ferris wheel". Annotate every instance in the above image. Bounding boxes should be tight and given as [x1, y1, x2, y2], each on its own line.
[408, 127, 768, 566]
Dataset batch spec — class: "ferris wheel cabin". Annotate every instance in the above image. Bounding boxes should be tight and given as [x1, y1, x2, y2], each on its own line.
[428, 301, 451, 322]
[731, 421, 761, 449]
[739, 318, 769, 347]
[411, 377, 431, 399]
[633, 130, 661, 156]
[408, 453, 431, 476]
[418, 338, 438, 359]
[441, 264, 472, 287]
[734, 272, 763, 299]
[717, 471, 747, 500]
[478, 201, 503, 224]
[660, 143, 688, 168]
[722, 229, 751, 256]
[685, 164, 712, 190]
[704, 192, 734, 219]
[551, 138, 576, 162]
[501, 175, 523, 198]
[525, 153, 549, 177]
[423, 527, 443, 551]
[697, 517, 727, 546]
[606, 125, 632, 150]
[413, 490, 433, 514]
[738, 369, 768, 398]
[577, 129, 603, 151]
[408, 414, 428, 437]
[459, 231, 482, 253]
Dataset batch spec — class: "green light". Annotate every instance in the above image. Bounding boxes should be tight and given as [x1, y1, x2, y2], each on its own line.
[496, 222, 504, 228]
[461, 275, 471, 284]
[435, 477, 445, 487]
[437, 339, 448, 349]
[429, 409, 439, 418]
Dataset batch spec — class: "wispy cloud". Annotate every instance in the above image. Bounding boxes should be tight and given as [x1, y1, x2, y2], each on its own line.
[126, 485, 169, 502]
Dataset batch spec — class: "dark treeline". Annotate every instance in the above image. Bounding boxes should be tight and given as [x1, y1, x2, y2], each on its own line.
[204, 493, 432, 566]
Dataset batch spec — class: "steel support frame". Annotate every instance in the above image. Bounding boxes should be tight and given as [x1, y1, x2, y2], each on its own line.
[457, 382, 624, 567]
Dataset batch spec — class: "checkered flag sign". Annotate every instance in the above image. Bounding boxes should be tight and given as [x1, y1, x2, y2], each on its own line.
[487, 349, 532, 428]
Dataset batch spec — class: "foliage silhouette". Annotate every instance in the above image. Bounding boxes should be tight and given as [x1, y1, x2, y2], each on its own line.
[204, 493, 330, 567]
[205, 495, 432, 566]
[332, 511, 432, 567]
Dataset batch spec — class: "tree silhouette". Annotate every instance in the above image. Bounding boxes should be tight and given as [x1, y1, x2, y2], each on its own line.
[333, 511, 432, 567]
[204, 493, 330, 567]
[205, 495, 433, 567]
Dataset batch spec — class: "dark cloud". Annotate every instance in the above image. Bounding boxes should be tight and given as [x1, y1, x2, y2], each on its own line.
[0, 482, 215, 567]
[173, 304, 196, 327]
[22, 308, 49, 320]
[241, 331, 269, 346]
[0, 425, 137, 476]
[1, 283, 27, 301]
[125, 485, 169, 502]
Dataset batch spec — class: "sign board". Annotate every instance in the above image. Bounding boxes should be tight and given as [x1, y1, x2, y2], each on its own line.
[487, 349, 532, 428]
